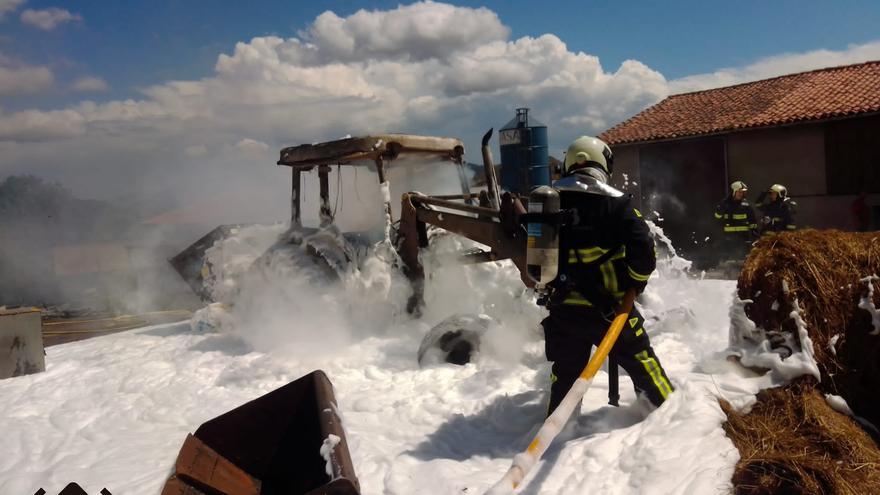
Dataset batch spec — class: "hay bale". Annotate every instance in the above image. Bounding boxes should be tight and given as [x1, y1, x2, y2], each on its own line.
[737, 229, 880, 426]
[726, 230, 880, 494]
[722, 379, 880, 495]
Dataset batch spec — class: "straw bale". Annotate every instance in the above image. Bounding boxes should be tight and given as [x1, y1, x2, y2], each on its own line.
[722, 380, 880, 495]
[737, 229, 880, 425]
[725, 230, 880, 494]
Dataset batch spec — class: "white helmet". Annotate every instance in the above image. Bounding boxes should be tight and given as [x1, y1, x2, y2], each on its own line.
[730, 180, 748, 194]
[563, 136, 613, 180]
[769, 184, 787, 199]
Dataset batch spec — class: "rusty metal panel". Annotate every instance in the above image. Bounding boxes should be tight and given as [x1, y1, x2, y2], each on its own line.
[278, 134, 464, 168]
[161, 477, 208, 495]
[171, 434, 261, 495]
[163, 370, 360, 495]
[0, 307, 44, 379]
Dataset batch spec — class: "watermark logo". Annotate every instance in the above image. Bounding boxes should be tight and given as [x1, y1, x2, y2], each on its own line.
[34, 482, 112, 495]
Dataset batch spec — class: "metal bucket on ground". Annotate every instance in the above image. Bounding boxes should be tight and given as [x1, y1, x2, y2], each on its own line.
[162, 370, 360, 495]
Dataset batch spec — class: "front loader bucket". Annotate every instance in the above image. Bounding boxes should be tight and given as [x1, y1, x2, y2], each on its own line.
[169, 224, 250, 301]
[163, 370, 360, 495]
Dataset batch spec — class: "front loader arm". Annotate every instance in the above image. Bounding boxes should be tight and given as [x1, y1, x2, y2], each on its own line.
[413, 207, 526, 270]
[398, 192, 530, 314]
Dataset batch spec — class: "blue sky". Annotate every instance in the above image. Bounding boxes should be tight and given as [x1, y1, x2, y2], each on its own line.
[5, 0, 880, 110]
[1, 0, 879, 209]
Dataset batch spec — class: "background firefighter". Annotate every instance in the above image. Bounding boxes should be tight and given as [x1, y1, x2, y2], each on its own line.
[540, 136, 674, 415]
[713, 180, 758, 261]
[757, 183, 797, 234]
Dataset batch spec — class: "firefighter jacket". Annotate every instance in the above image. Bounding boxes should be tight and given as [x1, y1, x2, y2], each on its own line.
[758, 198, 796, 233]
[550, 192, 656, 310]
[713, 196, 757, 236]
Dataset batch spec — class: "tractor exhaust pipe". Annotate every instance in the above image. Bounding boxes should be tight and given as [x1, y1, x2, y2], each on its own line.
[481, 128, 501, 210]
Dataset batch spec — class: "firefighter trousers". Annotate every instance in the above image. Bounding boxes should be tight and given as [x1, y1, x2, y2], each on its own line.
[542, 304, 674, 415]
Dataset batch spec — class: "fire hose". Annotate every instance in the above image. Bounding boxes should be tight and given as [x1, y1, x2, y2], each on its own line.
[487, 288, 637, 494]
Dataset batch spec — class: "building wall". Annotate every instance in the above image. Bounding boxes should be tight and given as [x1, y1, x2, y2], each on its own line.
[610, 145, 641, 207]
[793, 193, 880, 230]
[727, 124, 827, 197]
[727, 124, 832, 228]
[726, 119, 878, 230]
[618, 117, 879, 267]
[825, 113, 880, 195]
[634, 137, 727, 267]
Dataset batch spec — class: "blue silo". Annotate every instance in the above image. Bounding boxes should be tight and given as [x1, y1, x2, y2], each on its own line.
[498, 108, 550, 195]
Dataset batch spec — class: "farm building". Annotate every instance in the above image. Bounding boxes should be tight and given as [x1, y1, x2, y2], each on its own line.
[601, 60, 880, 266]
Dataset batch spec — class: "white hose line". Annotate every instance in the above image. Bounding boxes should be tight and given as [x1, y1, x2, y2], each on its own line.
[486, 376, 595, 494]
[486, 309, 629, 494]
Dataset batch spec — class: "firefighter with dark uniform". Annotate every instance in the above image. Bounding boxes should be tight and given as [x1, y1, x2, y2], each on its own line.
[713, 180, 757, 259]
[757, 184, 797, 234]
[540, 136, 674, 415]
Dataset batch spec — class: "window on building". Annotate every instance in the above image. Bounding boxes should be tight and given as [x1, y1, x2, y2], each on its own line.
[825, 114, 880, 194]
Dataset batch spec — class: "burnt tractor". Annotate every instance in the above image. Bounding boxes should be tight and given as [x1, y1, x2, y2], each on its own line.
[165, 109, 560, 495]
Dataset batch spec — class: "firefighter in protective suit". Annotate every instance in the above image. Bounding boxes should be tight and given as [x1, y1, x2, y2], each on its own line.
[713, 180, 757, 259]
[757, 184, 797, 234]
[541, 136, 674, 415]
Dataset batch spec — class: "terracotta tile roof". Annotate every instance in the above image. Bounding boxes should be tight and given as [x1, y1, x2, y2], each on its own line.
[600, 60, 880, 145]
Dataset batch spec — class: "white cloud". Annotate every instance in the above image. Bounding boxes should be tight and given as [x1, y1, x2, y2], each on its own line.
[0, 108, 85, 141]
[234, 138, 270, 155]
[0, 53, 53, 95]
[71, 76, 108, 92]
[20, 7, 82, 30]
[0, 0, 24, 20]
[0, 99, 172, 141]
[0, 1, 667, 151]
[300, 2, 509, 64]
[0, 2, 672, 218]
[670, 40, 880, 93]
[184, 144, 208, 157]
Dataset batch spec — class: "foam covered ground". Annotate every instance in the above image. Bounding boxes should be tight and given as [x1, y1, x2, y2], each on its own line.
[1, 225, 782, 494]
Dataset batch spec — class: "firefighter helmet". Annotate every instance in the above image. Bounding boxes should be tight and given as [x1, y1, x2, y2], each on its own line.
[730, 180, 748, 194]
[769, 183, 787, 199]
[563, 136, 614, 180]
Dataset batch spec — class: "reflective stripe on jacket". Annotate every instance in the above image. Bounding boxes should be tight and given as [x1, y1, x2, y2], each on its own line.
[714, 197, 757, 234]
[554, 193, 655, 308]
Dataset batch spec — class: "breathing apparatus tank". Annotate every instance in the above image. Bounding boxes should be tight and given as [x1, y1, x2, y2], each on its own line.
[526, 185, 561, 288]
